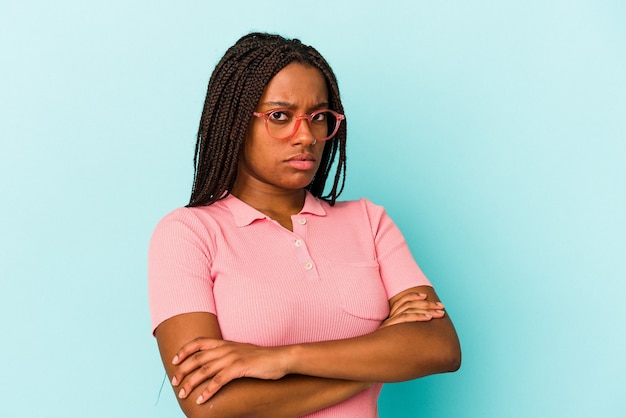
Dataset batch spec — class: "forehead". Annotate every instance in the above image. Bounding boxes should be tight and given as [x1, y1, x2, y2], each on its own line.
[259, 63, 328, 106]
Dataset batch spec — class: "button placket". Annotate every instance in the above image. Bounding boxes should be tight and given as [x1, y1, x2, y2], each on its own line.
[290, 216, 318, 279]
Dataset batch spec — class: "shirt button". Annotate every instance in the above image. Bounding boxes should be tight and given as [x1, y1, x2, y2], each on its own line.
[294, 239, 303, 247]
[304, 262, 313, 270]
[298, 218, 307, 225]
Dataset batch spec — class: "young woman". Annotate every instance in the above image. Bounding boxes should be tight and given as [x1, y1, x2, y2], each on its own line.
[148, 32, 461, 418]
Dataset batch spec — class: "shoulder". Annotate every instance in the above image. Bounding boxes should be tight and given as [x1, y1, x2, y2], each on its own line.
[149, 202, 234, 258]
[325, 196, 384, 211]
[321, 197, 390, 234]
[325, 197, 386, 219]
[151, 207, 204, 241]
[152, 201, 231, 236]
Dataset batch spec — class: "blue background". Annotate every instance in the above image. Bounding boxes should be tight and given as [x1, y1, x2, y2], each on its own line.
[1, 1, 624, 417]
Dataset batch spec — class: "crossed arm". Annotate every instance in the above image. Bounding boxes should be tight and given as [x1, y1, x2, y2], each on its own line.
[155, 286, 461, 418]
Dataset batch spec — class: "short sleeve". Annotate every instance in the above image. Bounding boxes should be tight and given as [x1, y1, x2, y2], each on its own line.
[362, 199, 432, 298]
[148, 207, 216, 334]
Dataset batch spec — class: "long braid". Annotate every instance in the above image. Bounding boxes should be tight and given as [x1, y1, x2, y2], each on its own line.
[188, 33, 347, 207]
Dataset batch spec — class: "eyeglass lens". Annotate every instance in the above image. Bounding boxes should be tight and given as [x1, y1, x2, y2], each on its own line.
[267, 110, 339, 141]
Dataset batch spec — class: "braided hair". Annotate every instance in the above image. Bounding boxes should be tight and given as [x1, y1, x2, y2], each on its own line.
[187, 32, 347, 207]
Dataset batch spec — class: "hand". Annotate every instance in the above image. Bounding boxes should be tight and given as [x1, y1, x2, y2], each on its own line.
[170, 338, 290, 404]
[379, 292, 446, 329]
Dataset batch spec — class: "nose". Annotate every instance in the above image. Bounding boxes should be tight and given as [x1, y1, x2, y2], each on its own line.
[291, 116, 316, 146]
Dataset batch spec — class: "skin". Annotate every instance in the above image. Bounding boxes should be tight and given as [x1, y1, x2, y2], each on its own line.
[230, 63, 329, 230]
[155, 63, 461, 418]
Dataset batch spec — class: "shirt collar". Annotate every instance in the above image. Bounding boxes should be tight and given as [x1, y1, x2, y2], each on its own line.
[222, 190, 327, 227]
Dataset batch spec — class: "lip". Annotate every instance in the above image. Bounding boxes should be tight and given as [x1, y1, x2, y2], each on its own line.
[285, 153, 317, 171]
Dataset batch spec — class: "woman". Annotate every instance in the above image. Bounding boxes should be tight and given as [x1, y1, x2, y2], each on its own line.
[149, 32, 460, 417]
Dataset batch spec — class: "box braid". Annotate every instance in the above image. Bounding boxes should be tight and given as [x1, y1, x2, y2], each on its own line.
[188, 32, 347, 207]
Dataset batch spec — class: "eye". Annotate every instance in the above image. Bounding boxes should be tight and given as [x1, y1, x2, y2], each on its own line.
[268, 110, 292, 123]
[311, 111, 327, 124]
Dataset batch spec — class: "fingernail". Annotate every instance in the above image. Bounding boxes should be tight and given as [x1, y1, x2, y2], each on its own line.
[171, 376, 178, 386]
[178, 388, 186, 398]
[172, 355, 179, 364]
[196, 395, 204, 404]
[436, 302, 444, 308]
[436, 310, 445, 314]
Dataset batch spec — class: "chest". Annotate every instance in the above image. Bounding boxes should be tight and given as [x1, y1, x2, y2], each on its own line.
[210, 219, 390, 346]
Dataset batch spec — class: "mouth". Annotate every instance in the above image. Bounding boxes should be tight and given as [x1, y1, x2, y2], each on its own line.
[287, 153, 316, 162]
[286, 153, 317, 170]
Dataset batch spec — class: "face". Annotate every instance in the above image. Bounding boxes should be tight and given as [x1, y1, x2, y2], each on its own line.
[233, 63, 329, 196]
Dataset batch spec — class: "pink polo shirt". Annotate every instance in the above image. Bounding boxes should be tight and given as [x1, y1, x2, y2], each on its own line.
[148, 192, 431, 417]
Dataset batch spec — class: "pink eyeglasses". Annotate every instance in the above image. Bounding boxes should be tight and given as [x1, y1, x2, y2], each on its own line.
[252, 108, 345, 141]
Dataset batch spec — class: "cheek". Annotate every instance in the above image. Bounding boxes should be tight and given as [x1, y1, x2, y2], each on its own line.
[315, 142, 327, 162]
[242, 137, 279, 169]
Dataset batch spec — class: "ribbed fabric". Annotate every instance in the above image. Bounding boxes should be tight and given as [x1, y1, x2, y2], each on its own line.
[148, 191, 431, 417]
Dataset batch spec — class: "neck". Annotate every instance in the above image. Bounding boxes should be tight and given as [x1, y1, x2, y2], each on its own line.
[231, 184, 307, 219]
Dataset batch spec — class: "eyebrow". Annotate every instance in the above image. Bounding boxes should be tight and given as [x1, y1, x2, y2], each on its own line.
[260, 101, 329, 110]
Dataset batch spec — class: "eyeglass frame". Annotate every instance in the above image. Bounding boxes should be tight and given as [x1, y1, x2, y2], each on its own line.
[252, 108, 345, 141]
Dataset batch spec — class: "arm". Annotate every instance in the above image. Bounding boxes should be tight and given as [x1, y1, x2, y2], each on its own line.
[150, 209, 450, 416]
[174, 285, 460, 404]
[155, 312, 372, 418]
[287, 285, 460, 381]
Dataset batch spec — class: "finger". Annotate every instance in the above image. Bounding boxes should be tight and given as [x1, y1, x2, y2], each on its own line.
[396, 307, 446, 318]
[380, 312, 435, 329]
[381, 308, 447, 328]
[172, 346, 227, 388]
[403, 302, 445, 314]
[173, 337, 223, 365]
[413, 308, 446, 318]
[177, 354, 232, 398]
[195, 369, 239, 404]
[390, 299, 444, 318]
[389, 293, 427, 316]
